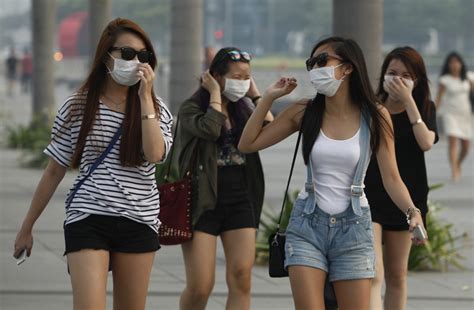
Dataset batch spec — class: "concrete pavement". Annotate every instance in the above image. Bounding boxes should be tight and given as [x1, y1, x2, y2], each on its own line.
[1, 82, 473, 309]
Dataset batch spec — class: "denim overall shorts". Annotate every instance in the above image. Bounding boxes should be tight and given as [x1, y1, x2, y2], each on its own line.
[284, 112, 375, 282]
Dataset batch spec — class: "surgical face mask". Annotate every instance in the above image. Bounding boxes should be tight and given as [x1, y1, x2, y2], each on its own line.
[222, 78, 251, 102]
[383, 75, 414, 93]
[107, 53, 140, 86]
[309, 63, 345, 97]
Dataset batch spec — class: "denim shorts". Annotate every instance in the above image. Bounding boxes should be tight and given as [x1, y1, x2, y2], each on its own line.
[284, 198, 375, 282]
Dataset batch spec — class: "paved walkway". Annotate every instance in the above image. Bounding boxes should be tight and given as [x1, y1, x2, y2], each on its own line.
[0, 82, 473, 309]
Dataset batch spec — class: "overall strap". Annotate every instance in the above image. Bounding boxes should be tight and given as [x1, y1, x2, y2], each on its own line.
[66, 126, 122, 205]
[350, 110, 371, 216]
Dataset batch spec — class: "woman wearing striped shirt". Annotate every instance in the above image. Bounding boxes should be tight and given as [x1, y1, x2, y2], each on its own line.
[13, 18, 172, 310]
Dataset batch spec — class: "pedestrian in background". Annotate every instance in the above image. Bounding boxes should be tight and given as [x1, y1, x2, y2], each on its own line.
[13, 18, 173, 310]
[435, 52, 473, 182]
[5, 46, 18, 96]
[239, 37, 427, 309]
[20, 47, 33, 94]
[174, 47, 273, 310]
[366, 46, 438, 310]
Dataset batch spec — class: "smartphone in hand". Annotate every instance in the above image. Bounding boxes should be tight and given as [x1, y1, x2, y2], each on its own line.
[16, 250, 27, 266]
[412, 224, 427, 241]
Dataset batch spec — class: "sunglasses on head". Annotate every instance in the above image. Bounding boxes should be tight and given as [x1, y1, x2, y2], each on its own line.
[305, 52, 344, 71]
[109, 47, 153, 63]
[225, 50, 252, 62]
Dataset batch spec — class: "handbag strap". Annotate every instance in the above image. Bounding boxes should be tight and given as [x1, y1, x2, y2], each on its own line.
[67, 126, 122, 205]
[276, 128, 303, 232]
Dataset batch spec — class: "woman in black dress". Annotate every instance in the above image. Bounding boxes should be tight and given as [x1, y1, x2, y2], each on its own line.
[365, 47, 438, 310]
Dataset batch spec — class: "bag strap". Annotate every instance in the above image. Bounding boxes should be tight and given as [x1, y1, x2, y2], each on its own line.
[276, 128, 303, 232]
[66, 126, 122, 205]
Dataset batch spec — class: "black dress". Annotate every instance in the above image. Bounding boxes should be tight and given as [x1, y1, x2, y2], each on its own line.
[365, 101, 439, 231]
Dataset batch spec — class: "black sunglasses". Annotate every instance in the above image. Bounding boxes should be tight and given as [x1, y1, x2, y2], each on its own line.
[110, 47, 153, 63]
[305, 52, 344, 71]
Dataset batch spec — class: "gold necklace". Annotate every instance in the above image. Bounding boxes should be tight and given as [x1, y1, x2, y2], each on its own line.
[103, 93, 126, 110]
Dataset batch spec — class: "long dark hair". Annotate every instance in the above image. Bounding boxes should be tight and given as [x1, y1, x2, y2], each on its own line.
[190, 47, 253, 146]
[440, 51, 467, 80]
[71, 18, 160, 168]
[377, 46, 432, 117]
[301, 37, 390, 165]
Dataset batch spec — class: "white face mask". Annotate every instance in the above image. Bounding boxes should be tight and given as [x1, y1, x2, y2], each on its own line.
[222, 78, 251, 102]
[107, 54, 141, 86]
[309, 63, 345, 97]
[383, 75, 414, 93]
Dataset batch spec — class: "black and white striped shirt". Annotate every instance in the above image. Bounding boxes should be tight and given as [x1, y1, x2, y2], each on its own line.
[44, 93, 173, 232]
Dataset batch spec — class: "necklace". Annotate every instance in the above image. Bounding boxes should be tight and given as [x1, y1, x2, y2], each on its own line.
[103, 93, 126, 110]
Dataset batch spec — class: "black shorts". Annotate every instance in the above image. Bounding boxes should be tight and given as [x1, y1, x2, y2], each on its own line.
[194, 165, 257, 236]
[64, 214, 160, 255]
[371, 200, 428, 231]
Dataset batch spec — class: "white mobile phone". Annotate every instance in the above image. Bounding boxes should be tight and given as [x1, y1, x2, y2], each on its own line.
[412, 225, 427, 241]
[16, 250, 27, 266]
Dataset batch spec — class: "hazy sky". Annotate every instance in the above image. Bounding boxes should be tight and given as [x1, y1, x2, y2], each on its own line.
[0, 0, 30, 18]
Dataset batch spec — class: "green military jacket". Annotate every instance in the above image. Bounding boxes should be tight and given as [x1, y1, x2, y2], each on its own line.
[165, 99, 265, 228]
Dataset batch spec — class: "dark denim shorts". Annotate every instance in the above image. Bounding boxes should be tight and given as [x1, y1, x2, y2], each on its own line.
[285, 198, 375, 282]
[64, 214, 160, 255]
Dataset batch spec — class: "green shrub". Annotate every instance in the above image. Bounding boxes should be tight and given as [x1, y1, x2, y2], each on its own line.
[255, 190, 298, 265]
[7, 118, 51, 168]
[408, 200, 467, 271]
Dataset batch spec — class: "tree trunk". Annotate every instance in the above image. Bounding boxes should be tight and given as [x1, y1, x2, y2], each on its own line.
[31, 0, 57, 123]
[169, 0, 203, 114]
[89, 0, 111, 63]
[332, 0, 383, 85]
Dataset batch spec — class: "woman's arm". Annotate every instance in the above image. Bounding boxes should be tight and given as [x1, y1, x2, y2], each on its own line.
[14, 158, 67, 258]
[247, 77, 274, 122]
[138, 63, 168, 163]
[404, 97, 436, 151]
[385, 77, 436, 151]
[375, 107, 427, 243]
[434, 83, 445, 110]
[238, 77, 301, 153]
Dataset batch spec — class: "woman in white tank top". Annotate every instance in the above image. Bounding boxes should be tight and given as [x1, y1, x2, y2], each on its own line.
[239, 37, 427, 310]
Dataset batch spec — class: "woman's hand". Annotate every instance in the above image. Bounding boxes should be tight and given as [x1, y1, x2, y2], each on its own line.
[408, 212, 428, 245]
[384, 76, 413, 106]
[13, 229, 33, 259]
[263, 77, 298, 101]
[246, 77, 261, 99]
[137, 63, 156, 100]
[201, 70, 221, 95]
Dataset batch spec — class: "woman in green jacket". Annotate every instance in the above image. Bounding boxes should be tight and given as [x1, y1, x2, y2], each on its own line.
[174, 47, 273, 310]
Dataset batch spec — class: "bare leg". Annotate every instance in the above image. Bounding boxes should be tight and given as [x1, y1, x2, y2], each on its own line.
[369, 223, 385, 310]
[111, 251, 156, 310]
[458, 139, 470, 178]
[67, 249, 109, 310]
[448, 136, 460, 182]
[382, 230, 412, 310]
[179, 232, 217, 310]
[221, 228, 256, 310]
[288, 266, 326, 309]
[333, 278, 372, 310]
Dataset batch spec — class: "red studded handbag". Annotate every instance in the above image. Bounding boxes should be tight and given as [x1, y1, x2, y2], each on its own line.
[157, 118, 197, 245]
[158, 173, 193, 245]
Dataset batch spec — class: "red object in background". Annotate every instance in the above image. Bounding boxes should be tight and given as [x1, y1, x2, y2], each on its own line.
[214, 30, 224, 40]
[58, 11, 89, 58]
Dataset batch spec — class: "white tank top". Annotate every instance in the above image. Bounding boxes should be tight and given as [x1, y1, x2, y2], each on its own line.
[310, 128, 369, 215]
